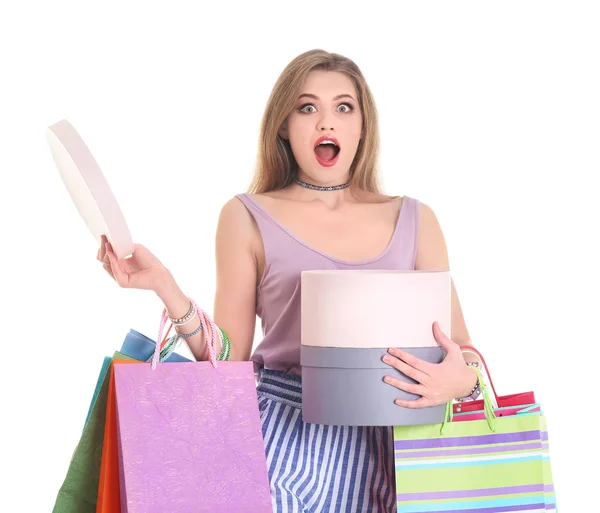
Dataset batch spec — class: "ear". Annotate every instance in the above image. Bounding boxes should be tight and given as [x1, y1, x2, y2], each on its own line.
[278, 120, 289, 140]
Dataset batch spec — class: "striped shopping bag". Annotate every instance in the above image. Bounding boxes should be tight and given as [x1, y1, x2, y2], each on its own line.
[393, 368, 556, 513]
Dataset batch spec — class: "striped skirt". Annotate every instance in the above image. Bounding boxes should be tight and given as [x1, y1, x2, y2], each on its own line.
[256, 369, 397, 513]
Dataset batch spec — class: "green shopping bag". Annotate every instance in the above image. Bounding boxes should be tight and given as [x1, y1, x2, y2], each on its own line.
[83, 357, 112, 430]
[52, 352, 136, 513]
[393, 368, 557, 513]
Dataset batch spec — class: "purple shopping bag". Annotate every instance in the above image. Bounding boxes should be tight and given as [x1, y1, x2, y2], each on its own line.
[112, 304, 272, 513]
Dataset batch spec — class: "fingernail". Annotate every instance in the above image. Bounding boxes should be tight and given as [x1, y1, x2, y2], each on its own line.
[383, 376, 392, 384]
[382, 355, 392, 363]
[388, 348, 397, 355]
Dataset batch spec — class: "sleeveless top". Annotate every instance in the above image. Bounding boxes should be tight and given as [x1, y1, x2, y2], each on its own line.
[235, 193, 420, 376]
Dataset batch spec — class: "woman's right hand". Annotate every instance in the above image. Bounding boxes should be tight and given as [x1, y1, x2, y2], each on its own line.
[97, 234, 171, 293]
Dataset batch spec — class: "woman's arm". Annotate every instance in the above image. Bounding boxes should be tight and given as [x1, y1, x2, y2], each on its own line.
[211, 197, 259, 361]
[415, 202, 480, 366]
[155, 197, 258, 361]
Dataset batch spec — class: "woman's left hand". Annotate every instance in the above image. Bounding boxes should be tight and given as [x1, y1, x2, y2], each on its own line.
[382, 322, 477, 408]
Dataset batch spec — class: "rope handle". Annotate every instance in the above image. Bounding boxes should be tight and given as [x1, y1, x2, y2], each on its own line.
[443, 367, 497, 434]
[151, 299, 223, 369]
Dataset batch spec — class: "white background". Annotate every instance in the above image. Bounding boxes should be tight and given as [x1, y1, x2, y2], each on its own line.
[1, 1, 598, 511]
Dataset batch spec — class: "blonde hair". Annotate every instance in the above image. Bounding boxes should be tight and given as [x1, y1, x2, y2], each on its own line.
[248, 49, 381, 194]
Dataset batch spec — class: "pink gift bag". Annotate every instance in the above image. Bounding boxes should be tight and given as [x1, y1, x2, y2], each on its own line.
[112, 304, 272, 512]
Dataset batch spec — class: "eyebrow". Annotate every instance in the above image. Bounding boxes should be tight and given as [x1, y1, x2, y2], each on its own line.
[297, 93, 357, 102]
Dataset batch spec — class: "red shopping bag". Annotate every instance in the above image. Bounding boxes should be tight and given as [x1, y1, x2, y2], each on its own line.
[96, 360, 142, 513]
[453, 345, 535, 414]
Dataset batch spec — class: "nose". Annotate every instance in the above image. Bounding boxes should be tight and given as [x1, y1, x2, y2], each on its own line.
[316, 112, 335, 131]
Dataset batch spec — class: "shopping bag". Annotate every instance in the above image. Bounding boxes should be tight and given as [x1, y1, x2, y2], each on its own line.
[54, 327, 180, 513]
[112, 304, 273, 512]
[52, 352, 136, 513]
[96, 329, 185, 513]
[83, 357, 112, 430]
[394, 368, 557, 513]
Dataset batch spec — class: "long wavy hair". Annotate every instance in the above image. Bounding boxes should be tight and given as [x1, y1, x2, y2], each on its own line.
[248, 49, 382, 194]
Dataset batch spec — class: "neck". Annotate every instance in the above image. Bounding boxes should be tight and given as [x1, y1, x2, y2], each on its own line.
[294, 175, 351, 192]
[290, 177, 359, 209]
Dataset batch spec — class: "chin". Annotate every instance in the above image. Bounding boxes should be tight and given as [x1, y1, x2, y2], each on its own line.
[300, 161, 350, 183]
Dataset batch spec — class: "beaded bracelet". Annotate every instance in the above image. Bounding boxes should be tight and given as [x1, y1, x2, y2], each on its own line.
[167, 299, 196, 326]
[174, 324, 231, 361]
[161, 298, 231, 363]
[178, 324, 203, 339]
[217, 327, 231, 361]
[457, 361, 482, 402]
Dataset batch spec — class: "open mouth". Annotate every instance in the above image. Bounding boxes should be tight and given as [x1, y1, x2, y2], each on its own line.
[314, 137, 341, 167]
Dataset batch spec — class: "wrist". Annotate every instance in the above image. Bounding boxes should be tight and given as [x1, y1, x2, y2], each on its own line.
[153, 270, 181, 302]
[458, 366, 479, 399]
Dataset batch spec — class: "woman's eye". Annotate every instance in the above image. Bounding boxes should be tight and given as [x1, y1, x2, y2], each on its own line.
[299, 103, 353, 114]
[300, 104, 317, 113]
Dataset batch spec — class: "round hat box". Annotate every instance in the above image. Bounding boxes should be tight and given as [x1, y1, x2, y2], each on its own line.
[301, 269, 451, 426]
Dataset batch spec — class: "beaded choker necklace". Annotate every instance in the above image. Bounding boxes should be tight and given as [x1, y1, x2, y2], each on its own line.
[294, 178, 351, 191]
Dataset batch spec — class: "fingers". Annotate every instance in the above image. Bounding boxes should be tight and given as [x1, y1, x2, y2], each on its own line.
[383, 353, 429, 384]
[97, 235, 116, 282]
[383, 375, 424, 397]
[98, 236, 131, 288]
[102, 261, 116, 281]
[383, 375, 442, 409]
[384, 376, 437, 408]
[106, 249, 129, 287]
[433, 322, 459, 355]
[97, 235, 108, 263]
[394, 397, 433, 409]
[386, 347, 432, 374]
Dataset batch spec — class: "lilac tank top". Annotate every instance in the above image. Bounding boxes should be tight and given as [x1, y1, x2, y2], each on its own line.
[235, 193, 420, 377]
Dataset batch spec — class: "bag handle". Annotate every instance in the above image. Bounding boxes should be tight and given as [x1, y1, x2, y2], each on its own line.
[152, 299, 223, 369]
[442, 367, 497, 434]
[459, 344, 500, 406]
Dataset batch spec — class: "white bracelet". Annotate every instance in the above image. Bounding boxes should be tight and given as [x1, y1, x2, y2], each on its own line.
[167, 299, 197, 326]
[171, 305, 198, 327]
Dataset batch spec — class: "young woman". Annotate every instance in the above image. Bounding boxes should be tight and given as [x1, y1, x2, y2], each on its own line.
[99, 49, 481, 513]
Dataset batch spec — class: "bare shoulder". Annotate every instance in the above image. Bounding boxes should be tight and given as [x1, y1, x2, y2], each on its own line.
[415, 200, 450, 270]
[418, 201, 440, 224]
[216, 195, 256, 238]
[213, 195, 264, 263]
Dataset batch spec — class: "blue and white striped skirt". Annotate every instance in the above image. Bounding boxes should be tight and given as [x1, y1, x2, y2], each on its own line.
[256, 369, 397, 513]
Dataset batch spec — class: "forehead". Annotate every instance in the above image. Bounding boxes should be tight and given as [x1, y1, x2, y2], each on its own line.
[300, 70, 357, 99]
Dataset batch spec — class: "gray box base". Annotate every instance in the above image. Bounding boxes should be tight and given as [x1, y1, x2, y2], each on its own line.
[301, 346, 446, 426]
